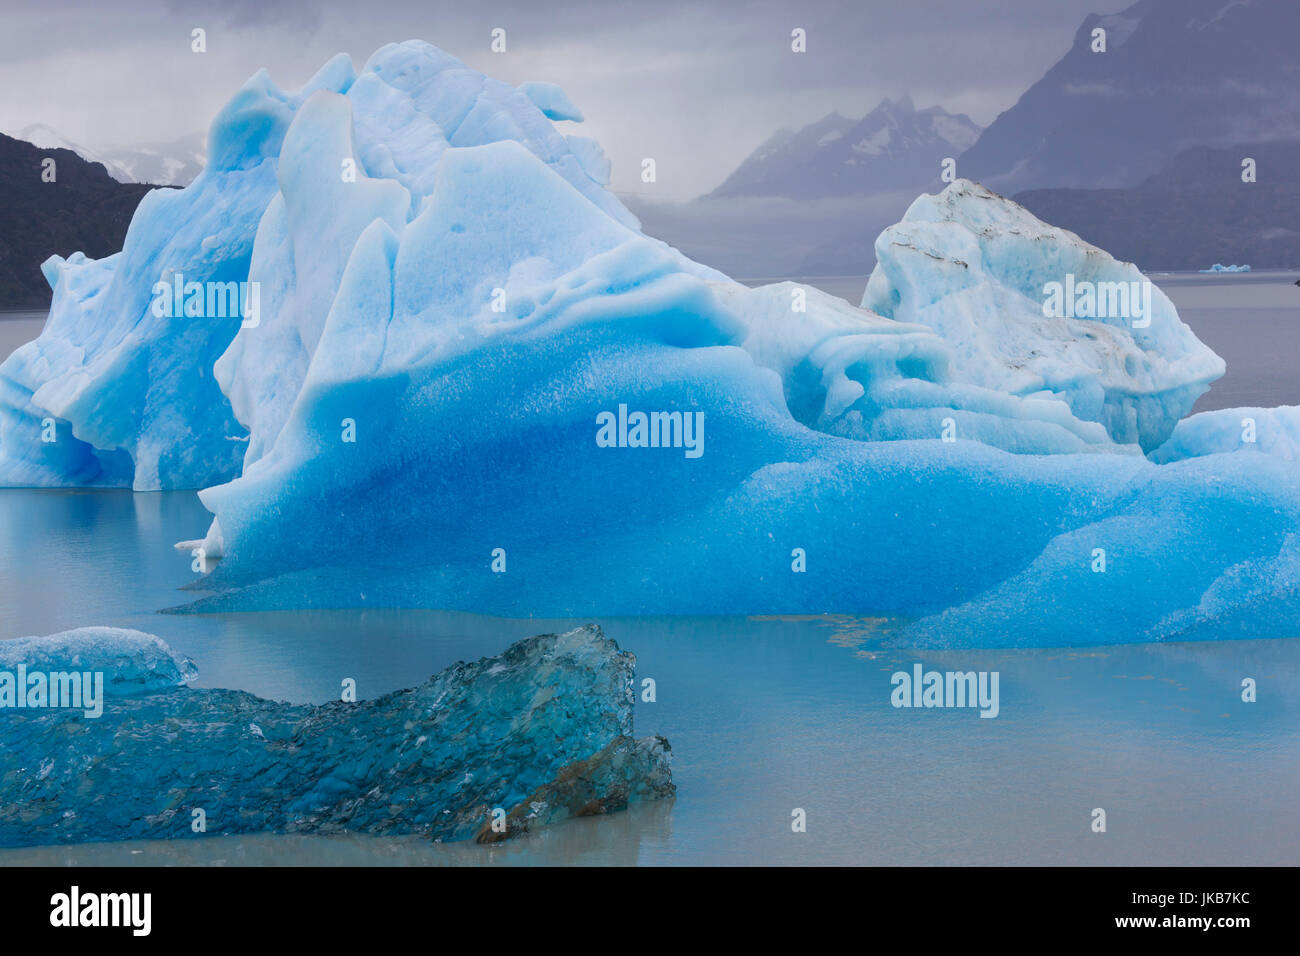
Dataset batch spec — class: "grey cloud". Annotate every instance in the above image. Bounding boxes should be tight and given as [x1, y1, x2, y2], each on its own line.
[0, 0, 1116, 198]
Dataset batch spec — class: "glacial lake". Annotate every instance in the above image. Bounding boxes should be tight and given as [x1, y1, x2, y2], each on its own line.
[1, 271, 1298, 866]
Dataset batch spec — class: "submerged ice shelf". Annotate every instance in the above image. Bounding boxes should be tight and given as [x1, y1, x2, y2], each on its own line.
[0, 624, 671, 848]
[0, 40, 1295, 646]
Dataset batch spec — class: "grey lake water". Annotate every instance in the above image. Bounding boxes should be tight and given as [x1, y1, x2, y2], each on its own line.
[1, 271, 1298, 866]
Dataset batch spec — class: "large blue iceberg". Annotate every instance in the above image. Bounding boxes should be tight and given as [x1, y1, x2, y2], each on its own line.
[0, 625, 671, 847]
[0, 41, 1296, 647]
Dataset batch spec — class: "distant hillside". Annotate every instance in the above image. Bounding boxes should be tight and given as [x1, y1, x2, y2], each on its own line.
[8, 124, 206, 187]
[959, 0, 1300, 194]
[708, 96, 980, 200]
[1015, 140, 1300, 271]
[104, 132, 206, 187]
[0, 132, 161, 309]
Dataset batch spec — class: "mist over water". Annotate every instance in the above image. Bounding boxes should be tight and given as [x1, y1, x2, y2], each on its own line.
[0, 311, 43, 360]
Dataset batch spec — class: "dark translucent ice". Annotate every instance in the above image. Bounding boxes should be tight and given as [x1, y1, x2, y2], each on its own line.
[0, 624, 672, 847]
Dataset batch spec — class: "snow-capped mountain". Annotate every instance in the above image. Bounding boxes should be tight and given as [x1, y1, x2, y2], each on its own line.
[9, 123, 136, 183]
[707, 96, 981, 200]
[106, 132, 206, 187]
[6, 124, 205, 186]
[958, 0, 1300, 193]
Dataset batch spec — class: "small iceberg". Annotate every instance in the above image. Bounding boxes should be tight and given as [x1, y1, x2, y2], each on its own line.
[0, 624, 672, 847]
[0, 627, 189, 696]
[1199, 263, 1251, 273]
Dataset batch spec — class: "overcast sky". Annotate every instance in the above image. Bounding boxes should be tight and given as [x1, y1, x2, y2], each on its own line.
[0, 0, 1116, 200]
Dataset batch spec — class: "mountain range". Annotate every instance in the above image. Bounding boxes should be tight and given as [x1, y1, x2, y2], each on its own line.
[953, 0, 1300, 194]
[1015, 139, 1300, 271]
[642, 0, 1300, 276]
[4, 0, 1297, 303]
[707, 96, 980, 200]
[7, 124, 205, 187]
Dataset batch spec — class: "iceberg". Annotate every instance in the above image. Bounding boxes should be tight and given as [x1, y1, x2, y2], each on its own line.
[0, 627, 190, 696]
[1199, 263, 1251, 273]
[0, 624, 671, 848]
[862, 180, 1224, 453]
[0, 40, 1296, 646]
[0, 44, 632, 492]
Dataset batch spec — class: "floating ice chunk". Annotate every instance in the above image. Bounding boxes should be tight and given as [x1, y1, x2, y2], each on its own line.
[0, 627, 186, 695]
[0, 64, 323, 490]
[0, 625, 672, 847]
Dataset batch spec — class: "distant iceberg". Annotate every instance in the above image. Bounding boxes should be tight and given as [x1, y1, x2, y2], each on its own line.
[1199, 263, 1251, 273]
[0, 627, 190, 697]
[0, 624, 671, 847]
[0, 41, 1296, 646]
